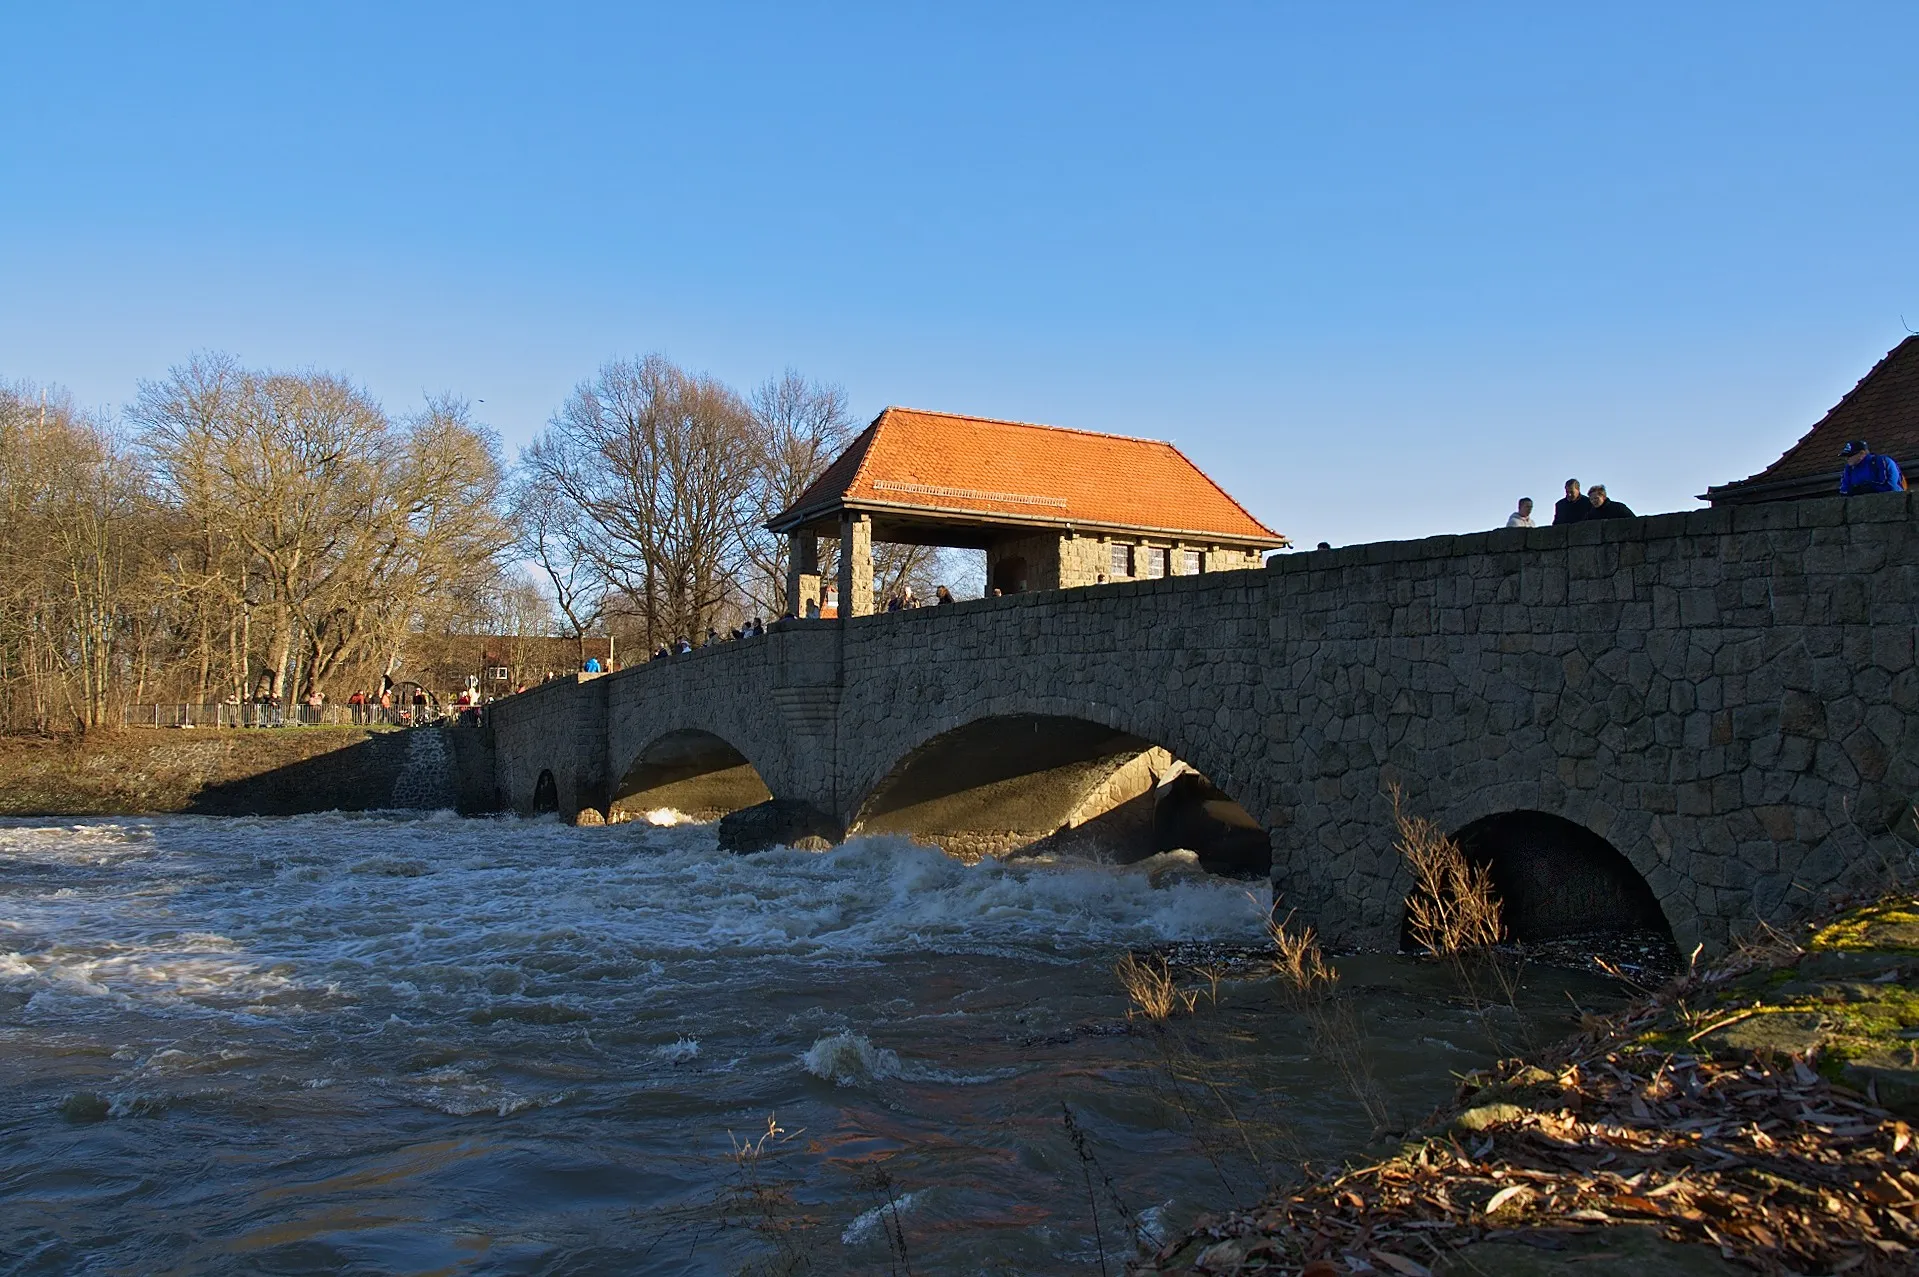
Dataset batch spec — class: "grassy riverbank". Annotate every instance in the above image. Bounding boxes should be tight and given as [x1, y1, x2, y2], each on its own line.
[1133, 894, 1919, 1276]
[0, 727, 401, 815]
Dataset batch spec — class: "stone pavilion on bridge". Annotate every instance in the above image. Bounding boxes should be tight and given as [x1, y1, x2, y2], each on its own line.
[767, 407, 1287, 617]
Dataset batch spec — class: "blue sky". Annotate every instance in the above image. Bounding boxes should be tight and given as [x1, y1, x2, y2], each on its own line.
[3, 4, 1915, 548]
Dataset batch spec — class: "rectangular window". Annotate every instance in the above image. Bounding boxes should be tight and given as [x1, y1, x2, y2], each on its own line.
[1141, 546, 1167, 578]
[1182, 550, 1202, 575]
[1109, 543, 1131, 577]
[488, 667, 509, 681]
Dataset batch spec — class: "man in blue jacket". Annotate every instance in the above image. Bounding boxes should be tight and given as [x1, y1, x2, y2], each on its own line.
[1839, 439, 1905, 495]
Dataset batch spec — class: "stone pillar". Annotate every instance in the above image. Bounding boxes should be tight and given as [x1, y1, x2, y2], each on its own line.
[837, 511, 873, 618]
[785, 531, 822, 618]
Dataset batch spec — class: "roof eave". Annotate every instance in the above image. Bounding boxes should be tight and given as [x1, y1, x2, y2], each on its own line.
[770, 495, 1286, 548]
[1702, 469, 1841, 506]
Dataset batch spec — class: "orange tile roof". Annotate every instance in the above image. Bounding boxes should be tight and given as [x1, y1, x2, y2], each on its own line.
[1708, 336, 1919, 503]
[769, 407, 1285, 546]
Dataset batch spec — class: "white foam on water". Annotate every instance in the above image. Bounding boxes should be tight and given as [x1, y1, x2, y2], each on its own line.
[0, 812, 1268, 1027]
[841, 1190, 922, 1246]
[800, 1031, 900, 1087]
[653, 1035, 702, 1063]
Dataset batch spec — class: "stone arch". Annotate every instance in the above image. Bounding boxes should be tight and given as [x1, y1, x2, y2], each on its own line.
[1428, 783, 1690, 950]
[1443, 810, 1673, 943]
[607, 727, 773, 823]
[842, 690, 1264, 823]
[847, 710, 1269, 875]
[532, 769, 559, 814]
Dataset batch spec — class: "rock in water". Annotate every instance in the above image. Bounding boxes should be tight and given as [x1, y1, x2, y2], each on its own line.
[717, 799, 843, 853]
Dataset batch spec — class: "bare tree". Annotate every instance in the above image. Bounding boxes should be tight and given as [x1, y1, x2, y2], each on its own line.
[741, 370, 857, 616]
[137, 359, 510, 703]
[295, 394, 511, 699]
[130, 352, 250, 697]
[509, 468, 605, 664]
[0, 383, 161, 728]
[525, 355, 758, 649]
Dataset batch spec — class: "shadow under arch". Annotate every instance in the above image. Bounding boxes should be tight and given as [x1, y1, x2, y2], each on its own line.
[532, 769, 559, 814]
[1408, 809, 1673, 945]
[609, 728, 772, 822]
[849, 713, 1269, 876]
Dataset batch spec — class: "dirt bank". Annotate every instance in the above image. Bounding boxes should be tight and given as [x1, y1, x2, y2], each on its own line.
[1135, 894, 1919, 1276]
[0, 728, 419, 816]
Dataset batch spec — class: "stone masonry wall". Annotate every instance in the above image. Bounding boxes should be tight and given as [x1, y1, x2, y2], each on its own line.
[602, 623, 842, 812]
[1267, 493, 1919, 953]
[488, 672, 609, 819]
[487, 491, 1919, 954]
[832, 568, 1273, 828]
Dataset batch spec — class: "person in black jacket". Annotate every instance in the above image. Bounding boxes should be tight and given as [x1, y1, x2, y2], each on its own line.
[1586, 484, 1635, 519]
[1553, 479, 1591, 525]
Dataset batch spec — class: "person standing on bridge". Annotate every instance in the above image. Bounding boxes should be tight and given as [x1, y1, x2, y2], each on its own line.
[1506, 497, 1535, 528]
[1585, 485, 1635, 519]
[1839, 439, 1906, 495]
[1553, 479, 1591, 525]
[936, 585, 955, 604]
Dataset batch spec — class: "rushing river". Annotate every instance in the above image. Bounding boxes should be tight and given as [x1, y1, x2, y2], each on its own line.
[0, 813, 1637, 1275]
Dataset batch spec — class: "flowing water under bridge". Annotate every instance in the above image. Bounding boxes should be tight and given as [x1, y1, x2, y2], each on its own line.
[485, 493, 1919, 955]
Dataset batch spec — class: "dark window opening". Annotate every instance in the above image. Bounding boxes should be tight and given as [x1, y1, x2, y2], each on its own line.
[532, 769, 559, 813]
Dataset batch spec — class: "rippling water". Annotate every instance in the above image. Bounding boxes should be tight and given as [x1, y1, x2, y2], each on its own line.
[0, 814, 1632, 1274]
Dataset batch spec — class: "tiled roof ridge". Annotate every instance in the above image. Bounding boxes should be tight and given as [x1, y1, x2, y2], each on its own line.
[878, 404, 1181, 448]
[840, 410, 893, 493]
[775, 418, 880, 525]
[871, 406, 1279, 539]
[1717, 334, 1919, 493]
[1157, 440, 1281, 539]
[770, 403, 1283, 542]
[1817, 334, 1919, 440]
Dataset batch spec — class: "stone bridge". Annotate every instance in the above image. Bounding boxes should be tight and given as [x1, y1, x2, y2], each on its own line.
[483, 493, 1919, 955]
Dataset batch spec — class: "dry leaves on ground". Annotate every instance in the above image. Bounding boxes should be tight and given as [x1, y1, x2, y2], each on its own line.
[1131, 1048, 1917, 1276]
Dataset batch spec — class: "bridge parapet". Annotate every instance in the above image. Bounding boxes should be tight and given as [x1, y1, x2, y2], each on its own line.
[1265, 492, 1919, 952]
[486, 491, 1919, 953]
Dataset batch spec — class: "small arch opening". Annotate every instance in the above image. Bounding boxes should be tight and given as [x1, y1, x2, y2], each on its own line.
[532, 769, 559, 814]
[1402, 810, 1672, 947]
[852, 714, 1268, 876]
[609, 729, 772, 823]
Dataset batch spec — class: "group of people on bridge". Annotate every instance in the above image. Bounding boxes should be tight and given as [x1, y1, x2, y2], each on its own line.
[1502, 439, 1906, 531]
[1505, 479, 1637, 529]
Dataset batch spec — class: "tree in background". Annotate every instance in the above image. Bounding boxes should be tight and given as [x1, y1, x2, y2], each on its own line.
[0, 345, 986, 729]
[741, 369, 856, 617]
[525, 355, 758, 650]
[509, 465, 605, 666]
[137, 361, 510, 702]
[0, 383, 162, 729]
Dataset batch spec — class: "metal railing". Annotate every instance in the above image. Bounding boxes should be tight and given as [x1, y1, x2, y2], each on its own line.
[121, 702, 440, 728]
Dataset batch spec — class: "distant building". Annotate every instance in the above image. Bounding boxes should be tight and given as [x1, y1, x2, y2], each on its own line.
[410, 633, 614, 699]
[1705, 335, 1919, 506]
[767, 407, 1286, 616]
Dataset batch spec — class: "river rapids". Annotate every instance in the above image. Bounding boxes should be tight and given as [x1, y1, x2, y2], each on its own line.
[0, 813, 1635, 1274]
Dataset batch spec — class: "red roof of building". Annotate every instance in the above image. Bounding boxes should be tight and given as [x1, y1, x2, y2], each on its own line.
[768, 407, 1285, 546]
[1707, 335, 1919, 504]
